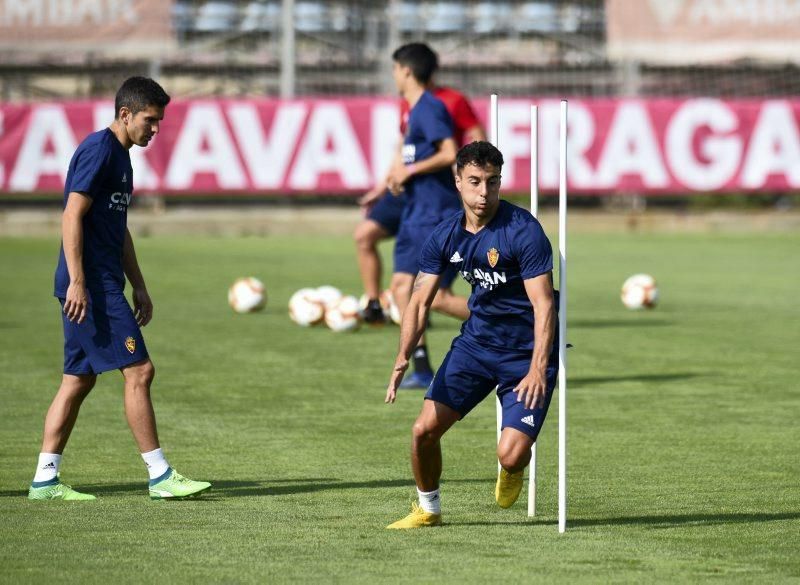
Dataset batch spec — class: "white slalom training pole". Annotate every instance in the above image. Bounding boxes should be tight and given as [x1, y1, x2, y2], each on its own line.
[490, 93, 499, 146]
[558, 99, 568, 534]
[527, 104, 539, 518]
[490, 94, 502, 474]
[530, 104, 539, 218]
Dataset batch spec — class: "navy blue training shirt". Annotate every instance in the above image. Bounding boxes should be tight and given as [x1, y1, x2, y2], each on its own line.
[54, 129, 133, 296]
[419, 200, 556, 352]
[400, 91, 461, 226]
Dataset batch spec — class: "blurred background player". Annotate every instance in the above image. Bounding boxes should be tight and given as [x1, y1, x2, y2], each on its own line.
[385, 141, 558, 528]
[380, 43, 467, 389]
[355, 43, 485, 325]
[28, 77, 211, 501]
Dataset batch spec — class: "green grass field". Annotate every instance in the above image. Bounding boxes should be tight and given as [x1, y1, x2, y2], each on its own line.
[1, 228, 799, 583]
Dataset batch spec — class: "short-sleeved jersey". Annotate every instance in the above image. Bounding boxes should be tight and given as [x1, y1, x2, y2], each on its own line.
[54, 129, 134, 297]
[401, 91, 461, 226]
[401, 86, 481, 146]
[419, 200, 555, 352]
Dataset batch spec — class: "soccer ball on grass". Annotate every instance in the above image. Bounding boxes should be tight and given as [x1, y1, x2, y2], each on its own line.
[289, 288, 325, 326]
[621, 274, 658, 310]
[325, 295, 361, 332]
[228, 277, 267, 313]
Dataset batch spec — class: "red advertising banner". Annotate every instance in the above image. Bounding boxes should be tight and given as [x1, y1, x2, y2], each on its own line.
[1, 97, 799, 196]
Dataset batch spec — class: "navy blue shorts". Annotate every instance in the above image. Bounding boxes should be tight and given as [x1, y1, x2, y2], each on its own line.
[366, 191, 405, 236]
[394, 222, 458, 289]
[59, 292, 149, 376]
[425, 336, 558, 440]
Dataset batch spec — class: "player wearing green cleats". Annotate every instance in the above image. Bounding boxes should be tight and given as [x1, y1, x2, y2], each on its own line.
[28, 480, 96, 501]
[148, 468, 211, 500]
[29, 77, 209, 504]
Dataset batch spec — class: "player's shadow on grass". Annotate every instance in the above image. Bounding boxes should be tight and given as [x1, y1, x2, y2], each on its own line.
[571, 318, 674, 329]
[209, 477, 489, 497]
[570, 372, 706, 387]
[456, 511, 800, 528]
[570, 511, 800, 529]
[0, 477, 489, 499]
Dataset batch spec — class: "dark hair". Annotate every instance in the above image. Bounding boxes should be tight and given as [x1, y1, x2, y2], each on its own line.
[114, 76, 170, 118]
[391, 43, 438, 84]
[456, 141, 504, 173]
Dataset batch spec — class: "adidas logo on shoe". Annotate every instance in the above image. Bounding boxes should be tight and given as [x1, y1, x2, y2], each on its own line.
[521, 415, 536, 427]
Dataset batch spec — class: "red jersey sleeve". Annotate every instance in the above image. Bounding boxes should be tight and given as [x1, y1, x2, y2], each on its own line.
[434, 87, 482, 145]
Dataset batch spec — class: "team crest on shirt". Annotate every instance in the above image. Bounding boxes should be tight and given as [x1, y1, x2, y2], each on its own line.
[487, 247, 500, 268]
[125, 337, 136, 354]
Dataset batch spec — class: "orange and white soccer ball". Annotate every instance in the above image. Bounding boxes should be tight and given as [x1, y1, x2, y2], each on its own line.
[228, 277, 267, 313]
[621, 274, 658, 310]
[325, 295, 361, 332]
[315, 285, 343, 311]
[289, 288, 325, 326]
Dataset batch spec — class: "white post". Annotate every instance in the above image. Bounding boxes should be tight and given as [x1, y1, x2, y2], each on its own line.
[558, 100, 568, 534]
[527, 104, 539, 518]
[490, 94, 499, 147]
[280, 0, 296, 98]
[490, 93, 502, 474]
[530, 104, 539, 218]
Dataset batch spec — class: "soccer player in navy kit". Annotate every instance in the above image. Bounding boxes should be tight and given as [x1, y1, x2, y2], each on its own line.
[28, 77, 210, 501]
[355, 43, 484, 326]
[385, 141, 558, 528]
[383, 43, 468, 389]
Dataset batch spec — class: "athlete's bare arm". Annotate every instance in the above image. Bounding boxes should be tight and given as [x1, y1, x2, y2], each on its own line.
[62, 192, 93, 324]
[513, 273, 556, 409]
[386, 137, 458, 193]
[362, 135, 405, 203]
[122, 228, 153, 327]
[386, 271, 442, 403]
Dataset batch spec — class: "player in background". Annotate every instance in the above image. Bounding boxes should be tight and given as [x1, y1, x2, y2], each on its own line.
[384, 142, 558, 528]
[28, 77, 211, 501]
[355, 48, 485, 324]
[379, 43, 469, 389]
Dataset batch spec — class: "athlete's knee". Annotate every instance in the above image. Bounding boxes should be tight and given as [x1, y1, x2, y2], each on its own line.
[125, 360, 155, 389]
[431, 288, 451, 311]
[61, 375, 96, 399]
[391, 274, 411, 297]
[497, 439, 533, 472]
[354, 221, 381, 250]
[411, 419, 443, 446]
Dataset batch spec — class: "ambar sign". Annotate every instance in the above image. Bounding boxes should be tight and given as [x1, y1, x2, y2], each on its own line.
[606, 0, 800, 64]
[0, 0, 172, 45]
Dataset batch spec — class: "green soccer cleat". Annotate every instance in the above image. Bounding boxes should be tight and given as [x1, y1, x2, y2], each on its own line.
[148, 469, 211, 500]
[28, 481, 96, 501]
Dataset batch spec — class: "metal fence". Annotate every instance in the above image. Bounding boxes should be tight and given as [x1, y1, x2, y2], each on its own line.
[2, 0, 799, 101]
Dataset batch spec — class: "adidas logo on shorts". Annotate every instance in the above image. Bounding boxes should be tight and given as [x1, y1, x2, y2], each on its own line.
[521, 415, 536, 428]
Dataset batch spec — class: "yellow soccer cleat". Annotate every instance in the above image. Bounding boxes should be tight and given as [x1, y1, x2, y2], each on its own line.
[386, 502, 442, 529]
[495, 468, 524, 508]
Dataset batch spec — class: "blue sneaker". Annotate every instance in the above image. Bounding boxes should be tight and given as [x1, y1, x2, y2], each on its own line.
[399, 371, 434, 390]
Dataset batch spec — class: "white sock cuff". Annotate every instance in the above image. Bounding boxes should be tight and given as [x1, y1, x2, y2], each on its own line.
[417, 488, 441, 514]
[141, 448, 170, 480]
[33, 452, 62, 483]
